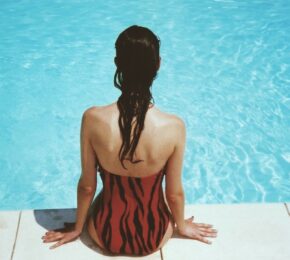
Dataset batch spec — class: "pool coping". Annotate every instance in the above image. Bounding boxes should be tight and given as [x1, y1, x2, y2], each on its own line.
[1, 202, 289, 260]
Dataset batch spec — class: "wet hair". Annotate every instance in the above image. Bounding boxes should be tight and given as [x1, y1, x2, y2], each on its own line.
[114, 25, 160, 169]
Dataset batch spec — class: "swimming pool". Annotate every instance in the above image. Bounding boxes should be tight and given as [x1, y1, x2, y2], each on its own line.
[0, 0, 289, 210]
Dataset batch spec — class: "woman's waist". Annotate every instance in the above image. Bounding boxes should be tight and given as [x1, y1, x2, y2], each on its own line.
[96, 192, 170, 216]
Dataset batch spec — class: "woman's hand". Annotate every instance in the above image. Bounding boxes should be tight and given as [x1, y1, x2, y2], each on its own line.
[41, 222, 81, 249]
[177, 216, 218, 244]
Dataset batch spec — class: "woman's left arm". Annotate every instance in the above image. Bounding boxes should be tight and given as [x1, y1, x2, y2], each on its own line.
[42, 109, 97, 249]
[75, 109, 97, 234]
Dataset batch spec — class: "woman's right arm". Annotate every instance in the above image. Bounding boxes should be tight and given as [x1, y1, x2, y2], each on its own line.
[165, 116, 186, 231]
[165, 116, 218, 244]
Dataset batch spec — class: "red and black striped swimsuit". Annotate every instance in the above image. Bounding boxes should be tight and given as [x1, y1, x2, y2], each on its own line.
[92, 163, 171, 256]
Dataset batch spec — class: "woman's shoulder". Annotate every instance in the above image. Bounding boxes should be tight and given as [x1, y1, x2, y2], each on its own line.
[82, 104, 115, 120]
[153, 106, 185, 129]
[82, 103, 185, 130]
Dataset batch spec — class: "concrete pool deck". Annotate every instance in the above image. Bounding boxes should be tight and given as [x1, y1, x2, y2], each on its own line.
[1, 203, 289, 260]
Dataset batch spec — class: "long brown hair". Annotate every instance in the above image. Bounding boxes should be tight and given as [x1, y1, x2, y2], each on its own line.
[114, 25, 160, 169]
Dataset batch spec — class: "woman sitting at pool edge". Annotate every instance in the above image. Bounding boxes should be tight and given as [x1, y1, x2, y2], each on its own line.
[41, 25, 218, 256]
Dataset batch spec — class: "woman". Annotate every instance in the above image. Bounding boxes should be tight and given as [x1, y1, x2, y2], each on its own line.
[42, 25, 217, 256]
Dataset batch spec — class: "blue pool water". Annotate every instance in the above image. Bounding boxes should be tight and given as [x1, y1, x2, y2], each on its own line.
[0, 0, 289, 210]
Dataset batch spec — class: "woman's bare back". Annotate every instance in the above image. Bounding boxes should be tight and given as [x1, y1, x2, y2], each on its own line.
[87, 102, 180, 177]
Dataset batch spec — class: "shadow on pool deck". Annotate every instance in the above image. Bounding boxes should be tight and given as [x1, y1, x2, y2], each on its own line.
[33, 208, 166, 258]
[33, 208, 141, 257]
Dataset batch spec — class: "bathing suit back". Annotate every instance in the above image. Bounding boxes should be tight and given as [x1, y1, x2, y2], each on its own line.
[92, 164, 171, 256]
